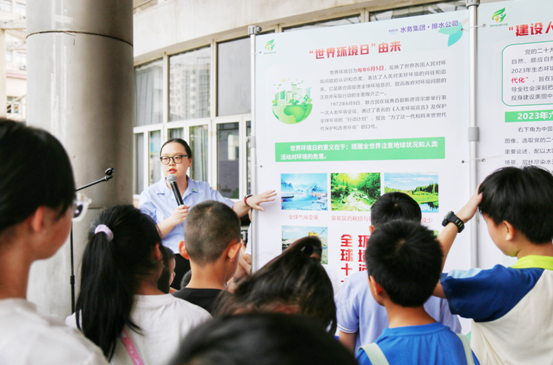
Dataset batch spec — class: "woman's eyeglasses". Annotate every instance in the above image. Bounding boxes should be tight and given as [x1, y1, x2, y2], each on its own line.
[160, 154, 188, 165]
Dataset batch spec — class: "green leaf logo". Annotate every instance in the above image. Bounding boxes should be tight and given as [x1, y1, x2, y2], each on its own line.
[265, 39, 275, 51]
[492, 8, 506, 23]
[438, 24, 463, 47]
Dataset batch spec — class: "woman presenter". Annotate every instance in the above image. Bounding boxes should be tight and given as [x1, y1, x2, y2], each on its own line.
[139, 138, 276, 289]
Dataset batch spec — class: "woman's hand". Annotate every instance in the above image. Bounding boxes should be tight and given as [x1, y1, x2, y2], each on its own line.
[158, 205, 189, 238]
[246, 190, 277, 211]
[170, 205, 189, 226]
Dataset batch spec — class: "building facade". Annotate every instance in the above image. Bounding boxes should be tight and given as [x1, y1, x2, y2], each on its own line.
[131, 0, 499, 210]
[1, 0, 26, 120]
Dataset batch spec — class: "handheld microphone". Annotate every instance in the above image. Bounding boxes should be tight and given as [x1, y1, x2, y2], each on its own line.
[167, 174, 184, 206]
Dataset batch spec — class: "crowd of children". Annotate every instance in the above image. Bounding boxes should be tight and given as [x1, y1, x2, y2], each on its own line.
[0, 120, 552, 365]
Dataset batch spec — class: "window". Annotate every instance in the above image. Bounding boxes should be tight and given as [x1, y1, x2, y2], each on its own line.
[5, 51, 12, 62]
[217, 122, 240, 199]
[370, 1, 466, 21]
[246, 121, 251, 195]
[135, 59, 163, 126]
[169, 128, 183, 139]
[16, 52, 26, 65]
[282, 15, 361, 32]
[7, 96, 20, 114]
[149, 131, 162, 186]
[169, 46, 211, 121]
[217, 37, 251, 116]
[135, 134, 145, 194]
[189, 125, 209, 182]
[15, 2, 25, 17]
[0, 0, 11, 12]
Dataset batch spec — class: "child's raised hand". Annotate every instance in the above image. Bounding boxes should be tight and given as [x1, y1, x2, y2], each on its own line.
[456, 187, 483, 223]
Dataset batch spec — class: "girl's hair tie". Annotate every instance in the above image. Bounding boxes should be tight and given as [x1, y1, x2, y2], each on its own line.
[94, 224, 114, 242]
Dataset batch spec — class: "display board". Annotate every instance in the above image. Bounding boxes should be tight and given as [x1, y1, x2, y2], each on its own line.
[477, 0, 553, 268]
[255, 10, 472, 291]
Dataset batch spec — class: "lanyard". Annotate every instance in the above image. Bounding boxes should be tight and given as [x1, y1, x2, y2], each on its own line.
[121, 328, 145, 365]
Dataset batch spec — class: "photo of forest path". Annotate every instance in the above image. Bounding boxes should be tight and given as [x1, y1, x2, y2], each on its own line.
[384, 173, 439, 213]
[331, 173, 381, 211]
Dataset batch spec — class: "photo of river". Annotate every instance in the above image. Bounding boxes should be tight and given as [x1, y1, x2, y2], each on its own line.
[281, 173, 328, 211]
[383, 173, 439, 213]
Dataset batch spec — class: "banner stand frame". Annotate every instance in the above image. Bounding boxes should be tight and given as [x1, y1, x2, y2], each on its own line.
[249, 7, 483, 270]
[467, 0, 480, 268]
[248, 24, 262, 272]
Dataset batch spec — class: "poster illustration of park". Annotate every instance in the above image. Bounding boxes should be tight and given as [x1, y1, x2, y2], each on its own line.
[383, 173, 439, 213]
[281, 173, 328, 211]
[330, 173, 381, 211]
[282, 225, 328, 264]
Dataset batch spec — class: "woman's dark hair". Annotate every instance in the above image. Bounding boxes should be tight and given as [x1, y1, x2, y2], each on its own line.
[160, 138, 193, 159]
[215, 236, 337, 333]
[170, 313, 358, 365]
[157, 245, 175, 293]
[76, 205, 162, 360]
[0, 120, 75, 237]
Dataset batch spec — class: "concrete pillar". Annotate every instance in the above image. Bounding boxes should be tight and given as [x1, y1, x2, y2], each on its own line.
[0, 30, 5, 118]
[26, 0, 134, 317]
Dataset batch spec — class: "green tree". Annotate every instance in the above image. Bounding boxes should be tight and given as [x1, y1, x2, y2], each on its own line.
[358, 173, 381, 199]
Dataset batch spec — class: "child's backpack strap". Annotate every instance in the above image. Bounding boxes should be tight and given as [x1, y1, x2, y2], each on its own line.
[456, 333, 475, 365]
[359, 343, 390, 365]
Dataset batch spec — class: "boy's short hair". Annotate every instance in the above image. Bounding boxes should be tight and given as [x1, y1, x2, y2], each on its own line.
[184, 200, 241, 264]
[479, 166, 553, 244]
[180, 270, 192, 288]
[365, 220, 442, 307]
[371, 192, 422, 228]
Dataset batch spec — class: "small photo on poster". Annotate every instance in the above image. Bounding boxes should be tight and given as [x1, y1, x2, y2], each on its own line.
[281, 173, 328, 211]
[330, 173, 381, 211]
[282, 226, 328, 264]
[384, 173, 439, 213]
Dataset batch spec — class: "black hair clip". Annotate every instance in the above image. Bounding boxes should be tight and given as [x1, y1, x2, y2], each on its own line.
[300, 244, 322, 256]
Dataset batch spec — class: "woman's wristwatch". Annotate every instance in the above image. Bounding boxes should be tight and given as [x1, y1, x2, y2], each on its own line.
[244, 194, 254, 207]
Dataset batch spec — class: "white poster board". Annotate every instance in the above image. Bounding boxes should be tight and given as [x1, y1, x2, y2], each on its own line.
[255, 10, 472, 292]
[477, 0, 553, 268]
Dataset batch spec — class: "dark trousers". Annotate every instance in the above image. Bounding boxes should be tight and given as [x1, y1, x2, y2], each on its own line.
[172, 253, 191, 290]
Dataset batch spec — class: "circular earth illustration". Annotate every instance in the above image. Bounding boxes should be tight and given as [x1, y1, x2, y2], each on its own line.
[272, 103, 313, 124]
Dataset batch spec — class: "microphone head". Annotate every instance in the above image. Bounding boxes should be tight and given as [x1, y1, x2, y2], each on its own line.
[167, 174, 177, 184]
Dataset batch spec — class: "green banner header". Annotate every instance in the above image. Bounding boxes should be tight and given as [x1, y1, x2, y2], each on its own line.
[275, 137, 445, 162]
[505, 110, 553, 123]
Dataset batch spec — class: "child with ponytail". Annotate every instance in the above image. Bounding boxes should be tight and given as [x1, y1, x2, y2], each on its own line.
[66, 205, 210, 364]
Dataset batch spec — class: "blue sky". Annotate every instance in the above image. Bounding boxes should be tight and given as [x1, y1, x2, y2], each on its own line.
[384, 173, 438, 190]
[282, 226, 328, 240]
[282, 173, 327, 188]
